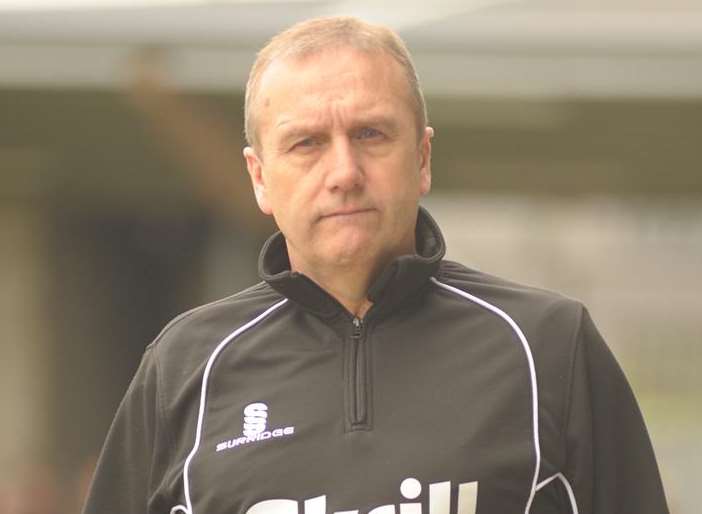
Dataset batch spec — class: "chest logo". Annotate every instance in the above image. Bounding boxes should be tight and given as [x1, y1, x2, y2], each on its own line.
[216, 402, 295, 453]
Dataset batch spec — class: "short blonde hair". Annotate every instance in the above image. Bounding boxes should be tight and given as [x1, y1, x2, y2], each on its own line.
[244, 16, 427, 151]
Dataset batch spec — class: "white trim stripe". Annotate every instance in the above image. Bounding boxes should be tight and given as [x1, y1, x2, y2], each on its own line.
[557, 474, 579, 514]
[535, 473, 558, 492]
[535, 473, 579, 514]
[430, 278, 541, 514]
[170, 298, 289, 514]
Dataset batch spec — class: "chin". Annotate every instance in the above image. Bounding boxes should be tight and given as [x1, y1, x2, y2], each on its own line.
[324, 239, 374, 267]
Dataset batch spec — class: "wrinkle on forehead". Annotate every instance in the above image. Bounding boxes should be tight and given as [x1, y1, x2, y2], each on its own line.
[256, 48, 412, 142]
[274, 93, 393, 129]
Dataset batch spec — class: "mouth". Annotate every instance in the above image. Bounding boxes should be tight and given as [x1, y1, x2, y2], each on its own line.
[320, 208, 375, 220]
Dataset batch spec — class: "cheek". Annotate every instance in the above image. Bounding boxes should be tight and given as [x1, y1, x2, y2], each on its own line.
[377, 152, 422, 194]
[267, 172, 316, 226]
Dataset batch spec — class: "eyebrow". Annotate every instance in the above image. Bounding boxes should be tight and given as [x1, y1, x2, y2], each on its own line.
[275, 114, 400, 143]
[352, 115, 399, 135]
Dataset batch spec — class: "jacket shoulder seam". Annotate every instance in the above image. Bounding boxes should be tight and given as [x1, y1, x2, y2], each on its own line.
[152, 343, 177, 500]
[561, 302, 587, 451]
[146, 281, 270, 350]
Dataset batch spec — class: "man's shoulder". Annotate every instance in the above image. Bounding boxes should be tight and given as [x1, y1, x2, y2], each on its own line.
[434, 259, 586, 339]
[436, 259, 580, 304]
[146, 281, 285, 361]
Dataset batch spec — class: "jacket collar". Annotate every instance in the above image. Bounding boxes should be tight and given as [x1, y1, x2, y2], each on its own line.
[258, 206, 446, 319]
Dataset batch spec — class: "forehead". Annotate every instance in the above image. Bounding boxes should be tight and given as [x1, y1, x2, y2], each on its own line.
[255, 48, 413, 135]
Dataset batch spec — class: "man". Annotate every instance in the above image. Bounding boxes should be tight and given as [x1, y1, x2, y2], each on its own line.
[82, 16, 668, 514]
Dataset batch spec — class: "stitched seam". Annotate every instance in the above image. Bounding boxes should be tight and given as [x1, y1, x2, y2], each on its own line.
[430, 278, 540, 514]
[147, 282, 270, 350]
[154, 344, 178, 503]
[176, 298, 289, 514]
[535, 473, 559, 491]
[561, 305, 586, 461]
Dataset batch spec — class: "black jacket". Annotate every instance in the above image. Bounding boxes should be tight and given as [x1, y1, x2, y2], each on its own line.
[83, 208, 668, 514]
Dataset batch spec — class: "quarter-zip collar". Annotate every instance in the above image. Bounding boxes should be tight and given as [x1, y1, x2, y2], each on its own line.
[258, 206, 446, 319]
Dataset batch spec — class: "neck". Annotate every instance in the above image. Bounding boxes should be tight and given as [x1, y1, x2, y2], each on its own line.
[321, 280, 374, 319]
[287, 244, 414, 319]
[288, 256, 378, 318]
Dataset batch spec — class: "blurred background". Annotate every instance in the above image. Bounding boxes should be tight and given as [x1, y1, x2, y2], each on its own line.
[1, 0, 700, 512]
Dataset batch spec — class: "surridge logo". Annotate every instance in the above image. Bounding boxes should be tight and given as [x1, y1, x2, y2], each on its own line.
[243, 402, 269, 438]
[245, 477, 479, 514]
[216, 402, 295, 453]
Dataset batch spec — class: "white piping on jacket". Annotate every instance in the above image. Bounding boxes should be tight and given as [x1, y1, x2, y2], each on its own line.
[170, 298, 289, 514]
[430, 277, 540, 514]
[536, 473, 579, 514]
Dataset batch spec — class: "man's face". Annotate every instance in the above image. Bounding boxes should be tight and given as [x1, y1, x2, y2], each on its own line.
[244, 47, 432, 275]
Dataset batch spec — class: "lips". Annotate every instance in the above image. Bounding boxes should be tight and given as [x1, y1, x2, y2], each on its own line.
[320, 208, 375, 219]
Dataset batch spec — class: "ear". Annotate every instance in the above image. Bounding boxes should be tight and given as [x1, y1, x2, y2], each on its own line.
[243, 146, 273, 215]
[418, 126, 433, 196]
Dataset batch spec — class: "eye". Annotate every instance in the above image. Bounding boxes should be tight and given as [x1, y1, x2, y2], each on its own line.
[290, 137, 317, 152]
[356, 127, 383, 140]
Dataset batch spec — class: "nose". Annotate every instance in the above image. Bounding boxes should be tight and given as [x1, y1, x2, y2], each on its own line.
[323, 137, 363, 192]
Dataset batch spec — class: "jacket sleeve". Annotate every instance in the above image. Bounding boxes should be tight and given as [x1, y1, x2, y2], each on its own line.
[82, 344, 173, 514]
[563, 307, 669, 514]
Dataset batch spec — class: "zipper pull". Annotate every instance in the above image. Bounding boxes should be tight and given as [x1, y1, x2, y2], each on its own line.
[352, 317, 363, 339]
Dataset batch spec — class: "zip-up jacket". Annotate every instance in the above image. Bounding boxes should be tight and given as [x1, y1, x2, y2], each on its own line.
[82, 207, 669, 514]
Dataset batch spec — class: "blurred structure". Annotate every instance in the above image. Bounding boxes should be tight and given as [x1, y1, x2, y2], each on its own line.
[0, 1, 700, 513]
